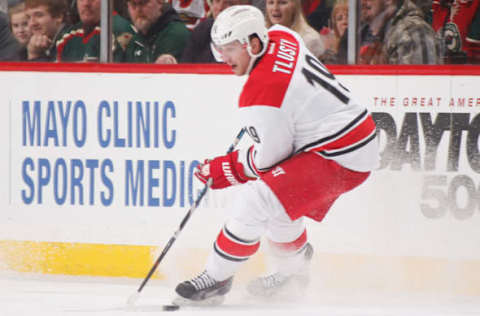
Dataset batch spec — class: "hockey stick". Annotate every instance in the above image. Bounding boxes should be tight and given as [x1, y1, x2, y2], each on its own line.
[127, 127, 247, 307]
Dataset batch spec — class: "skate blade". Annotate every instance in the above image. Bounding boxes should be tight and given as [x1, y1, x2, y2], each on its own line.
[172, 294, 225, 307]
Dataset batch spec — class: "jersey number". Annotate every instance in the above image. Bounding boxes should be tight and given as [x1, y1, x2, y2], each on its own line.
[247, 126, 261, 143]
[301, 55, 350, 105]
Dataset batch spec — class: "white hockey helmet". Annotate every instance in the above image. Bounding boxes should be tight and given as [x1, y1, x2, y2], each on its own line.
[211, 5, 269, 59]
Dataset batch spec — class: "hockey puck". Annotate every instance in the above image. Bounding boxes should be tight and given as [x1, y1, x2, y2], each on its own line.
[162, 304, 180, 311]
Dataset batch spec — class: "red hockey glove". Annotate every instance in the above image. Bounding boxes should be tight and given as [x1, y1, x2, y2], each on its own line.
[195, 150, 253, 189]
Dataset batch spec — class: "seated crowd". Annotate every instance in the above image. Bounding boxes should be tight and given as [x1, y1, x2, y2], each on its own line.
[0, 0, 479, 64]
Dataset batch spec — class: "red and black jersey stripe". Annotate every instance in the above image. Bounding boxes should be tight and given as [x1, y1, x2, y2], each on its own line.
[297, 110, 377, 157]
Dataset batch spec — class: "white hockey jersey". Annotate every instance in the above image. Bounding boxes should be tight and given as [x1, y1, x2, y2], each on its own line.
[237, 25, 379, 177]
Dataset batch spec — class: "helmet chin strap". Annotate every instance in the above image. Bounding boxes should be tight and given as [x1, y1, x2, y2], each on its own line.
[245, 40, 268, 75]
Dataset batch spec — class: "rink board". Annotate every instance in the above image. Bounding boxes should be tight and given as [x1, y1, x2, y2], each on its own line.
[0, 64, 479, 296]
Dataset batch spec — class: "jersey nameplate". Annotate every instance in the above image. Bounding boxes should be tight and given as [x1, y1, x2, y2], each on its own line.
[273, 38, 298, 75]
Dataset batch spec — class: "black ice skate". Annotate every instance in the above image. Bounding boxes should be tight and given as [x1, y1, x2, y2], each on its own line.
[247, 242, 313, 298]
[174, 271, 233, 306]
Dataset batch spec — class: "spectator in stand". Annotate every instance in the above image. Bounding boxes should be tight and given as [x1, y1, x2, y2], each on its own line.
[122, 0, 190, 64]
[9, 2, 31, 48]
[171, 0, 209, 30]
[383, 0, 441, 64]
[61, 0, 125, 25]
[265, 0, 325, 58]
[432, 0, 480, 64]
[360, 0, 441, 64]
[23, 0, 68, 61]
[180, 0, 251, 63]
[357, 0, 386, 64]
[56, 0, 135, 62]
[319, 0, 348, 63]
[0, 10, 21, 60]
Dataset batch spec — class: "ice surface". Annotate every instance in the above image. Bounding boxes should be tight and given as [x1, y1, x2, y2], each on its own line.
[1, 272, 479, 316]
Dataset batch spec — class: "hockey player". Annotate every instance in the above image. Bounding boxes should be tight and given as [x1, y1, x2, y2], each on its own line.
[174, 5, 379, 305]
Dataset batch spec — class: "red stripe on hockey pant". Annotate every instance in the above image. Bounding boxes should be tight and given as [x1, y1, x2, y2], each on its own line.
[215, 229, 260, 258]
[269, 229, 307, 253]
